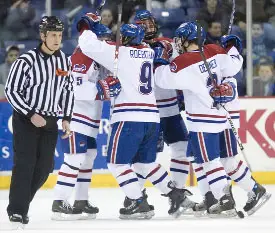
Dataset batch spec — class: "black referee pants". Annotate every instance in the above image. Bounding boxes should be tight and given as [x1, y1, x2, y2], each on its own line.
[7, 111, 58, 216]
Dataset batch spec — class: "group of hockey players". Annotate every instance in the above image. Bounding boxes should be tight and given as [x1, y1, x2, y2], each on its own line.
[51, 9, 271, 221]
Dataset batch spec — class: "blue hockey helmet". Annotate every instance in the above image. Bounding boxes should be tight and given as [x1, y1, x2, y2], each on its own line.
[120, 23, 145, 46]
[93, 23, 112, 40]
[134, 10, 158, 40]
[174, 22, 206, 53]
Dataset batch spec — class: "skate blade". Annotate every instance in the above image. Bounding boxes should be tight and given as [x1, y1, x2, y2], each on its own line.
[208, 209, 238, 219]
[51, 212, 82, 221]
[78, 213, 97, 220]
[180, 208, 197, 216]
[247, 192, 272, 216]
[171, 206, 190, 218]
[119, 210, 154, 220]
[10, 222, 25, 230]
[193, 210, 208, 217]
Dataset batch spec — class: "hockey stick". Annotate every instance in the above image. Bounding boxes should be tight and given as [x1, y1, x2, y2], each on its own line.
[95, 0, 106, 15]
[196, 21, 252, 171]
[227, 0, 235, 34]
[97, 2, 123, 157]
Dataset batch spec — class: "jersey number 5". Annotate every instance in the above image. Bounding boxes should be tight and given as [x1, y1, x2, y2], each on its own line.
[139, 61, 152, 95]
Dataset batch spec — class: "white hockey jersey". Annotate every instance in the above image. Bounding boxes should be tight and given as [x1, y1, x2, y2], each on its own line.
[58, 47, 103, 137]
[154, 44, 243, 133]
[78, 30, 160, 124]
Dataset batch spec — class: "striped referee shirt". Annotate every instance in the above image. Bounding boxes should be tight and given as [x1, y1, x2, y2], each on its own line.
[5, 44, 74, 121]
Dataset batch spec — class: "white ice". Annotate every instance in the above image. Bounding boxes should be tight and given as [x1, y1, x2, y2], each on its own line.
[0, 185, 274, 233]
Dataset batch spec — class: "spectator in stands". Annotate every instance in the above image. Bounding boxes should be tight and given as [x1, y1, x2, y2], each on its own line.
[252, 22, 275, 64]
[266, 0, 275, 25]
[0, 45, 20, 99]
[205, 20, 222, 45]
[4, 0, 36, 40]
[196, 0, 228, 32]
[253, 62, 275, 96]
[100, 9, 117, 38]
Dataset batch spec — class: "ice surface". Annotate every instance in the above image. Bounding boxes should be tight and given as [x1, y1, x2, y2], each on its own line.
[0, 185, 274, 233]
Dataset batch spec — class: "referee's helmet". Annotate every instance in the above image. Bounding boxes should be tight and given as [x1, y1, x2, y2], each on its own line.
[39, 16, 64, 34]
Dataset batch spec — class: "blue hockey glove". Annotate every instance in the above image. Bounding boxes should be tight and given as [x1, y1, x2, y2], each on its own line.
[151, 40, 173, 58]
[221, 34, 242, 53]
[210, 82, 236, 104]
[76, 13, 101, 32]
[153, 47, 170, 65]
[96, 76, 121, 100]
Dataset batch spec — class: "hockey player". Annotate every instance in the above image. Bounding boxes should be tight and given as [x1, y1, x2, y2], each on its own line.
[193, 67, 271, 216]
[51, 16, 117, 220]
[153, 22, 244, 217]
[134, 10, 193, 207]
[78, 15, 193, 219]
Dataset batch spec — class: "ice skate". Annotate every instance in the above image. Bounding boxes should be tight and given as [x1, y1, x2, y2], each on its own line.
[123, 189, 155, 217]
[166, 184, 194, 218]
[243, 184, 272, 216]
[73, 200, 99, 220]
[193, 191, 218, 217]
[51, 200, 82, 221]
[208, 185, 238, 218]
[119, 196, 153, 220]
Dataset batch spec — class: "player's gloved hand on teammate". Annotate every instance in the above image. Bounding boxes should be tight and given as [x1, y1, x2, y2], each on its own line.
[176, 90, 185, 112]
[151, 40, 173, 59]
[221, 34, 242, 53]
[153, 47, 170, 65]
[96, 76, 121, 100]
[210, 82, 236, 104]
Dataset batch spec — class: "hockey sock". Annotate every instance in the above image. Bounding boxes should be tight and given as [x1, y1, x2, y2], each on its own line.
[75, 149, 97, 200]
[108, 163, 142, 199]
[133, 162, 172, 195]
[221, 157, 256, 192]
[54, 153, 85, 200]
[192, 162, 211, 196]
[131, 164, 147, 190]
[202, 158, 229, 199]
[169, 141, 189, 189]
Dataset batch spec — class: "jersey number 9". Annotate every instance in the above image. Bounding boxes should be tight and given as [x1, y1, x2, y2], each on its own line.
[139, 62, 152, 95]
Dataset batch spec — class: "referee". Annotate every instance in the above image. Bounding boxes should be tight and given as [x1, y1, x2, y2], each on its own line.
[5, 16, 74, 227]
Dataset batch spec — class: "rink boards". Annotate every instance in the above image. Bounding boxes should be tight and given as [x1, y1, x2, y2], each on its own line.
[0, 97, 275, 189]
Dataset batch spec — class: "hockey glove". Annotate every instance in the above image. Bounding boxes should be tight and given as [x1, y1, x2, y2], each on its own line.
[77, 13, 101, 32]
[210, 82, 236, 104]
[153, 47, 170, 65]
[221, 35, 242, 53]
[151, 40, 173, 59]
[96, 76, 121, 100]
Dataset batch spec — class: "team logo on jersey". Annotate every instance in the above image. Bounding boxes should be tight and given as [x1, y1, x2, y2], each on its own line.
[169, 62, 177, 72]
[73, 64, 87, 72]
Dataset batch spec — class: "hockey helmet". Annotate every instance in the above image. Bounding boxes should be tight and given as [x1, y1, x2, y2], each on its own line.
[174, 21, 206, 54]
[120, 24, 145, 46]
[39, 16, 64, 34]
[134, 10, 158, 40]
